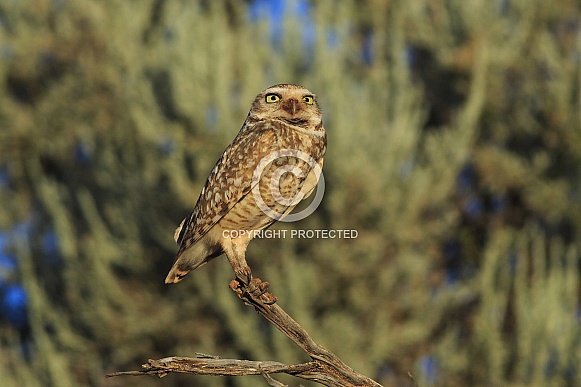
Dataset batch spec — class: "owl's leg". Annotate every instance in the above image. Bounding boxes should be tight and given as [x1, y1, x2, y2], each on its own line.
[224, 237, 277, 304]
[223, 237, 251, 283]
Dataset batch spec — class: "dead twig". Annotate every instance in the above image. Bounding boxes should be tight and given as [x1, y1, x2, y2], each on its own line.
[106, 355, 319, 379]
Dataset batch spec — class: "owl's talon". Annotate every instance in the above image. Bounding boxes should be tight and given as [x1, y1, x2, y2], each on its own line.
[263, 293, 278, 305]
[229, 279, 244, 297]
[257, 281, 270, 296]
[249, 277, 278, 304]
[229, 274, 278, 305]
[234, 266, 253, 285]
[250, 277, 270, 296]
[234, 270, 252, 286]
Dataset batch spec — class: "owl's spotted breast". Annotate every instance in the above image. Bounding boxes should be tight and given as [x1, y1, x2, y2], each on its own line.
[176, 120, 325, 253]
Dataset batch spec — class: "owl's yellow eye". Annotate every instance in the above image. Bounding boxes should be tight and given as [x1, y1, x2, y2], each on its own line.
[265, 94, 281, 103]
[303, 96, 314, 105]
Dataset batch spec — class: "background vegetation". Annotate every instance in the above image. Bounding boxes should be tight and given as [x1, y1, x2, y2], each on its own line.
[0, 0, 580, 386]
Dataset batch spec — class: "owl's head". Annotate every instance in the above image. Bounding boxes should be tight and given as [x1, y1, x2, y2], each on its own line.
[249, 84, 322, 129]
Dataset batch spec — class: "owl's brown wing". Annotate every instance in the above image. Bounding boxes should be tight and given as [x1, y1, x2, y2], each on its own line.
[174, 121, 283, 255]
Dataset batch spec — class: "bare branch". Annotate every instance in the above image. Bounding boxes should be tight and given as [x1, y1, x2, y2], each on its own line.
[227, 275, 383, 386]
[107, 271, 384, 386]
[261, 369, 289, 387]
[106, 356, 319, 379]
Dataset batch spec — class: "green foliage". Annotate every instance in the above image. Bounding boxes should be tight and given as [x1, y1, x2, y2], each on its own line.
[0, 1, 579, 386]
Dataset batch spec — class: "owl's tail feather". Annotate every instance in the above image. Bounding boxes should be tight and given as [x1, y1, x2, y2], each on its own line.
[164, 264, 202, 284]
[165, 257, 208, 284]
[165, 241, 219, 284]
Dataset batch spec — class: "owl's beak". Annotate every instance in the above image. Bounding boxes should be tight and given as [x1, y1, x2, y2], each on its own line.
[282, 98, 300, 115]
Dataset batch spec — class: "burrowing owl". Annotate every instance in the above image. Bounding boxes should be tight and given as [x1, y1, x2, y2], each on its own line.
[165, 84, 326, 284]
